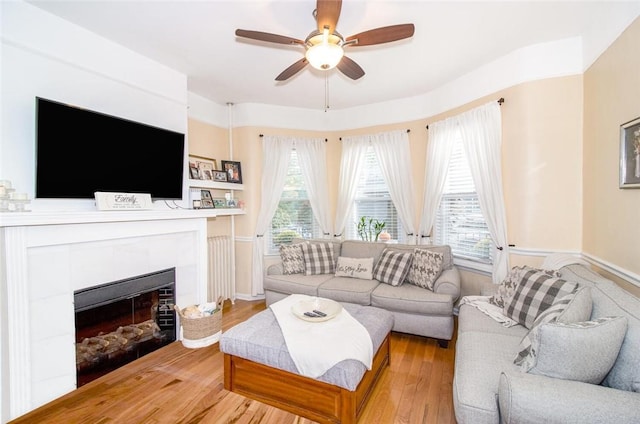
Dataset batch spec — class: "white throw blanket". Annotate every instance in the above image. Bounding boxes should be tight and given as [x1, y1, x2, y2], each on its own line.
[269, 294, 373, 379]
[459, 295, 519, 327]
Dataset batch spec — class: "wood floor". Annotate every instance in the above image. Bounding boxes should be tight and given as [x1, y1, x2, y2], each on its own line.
[10, 300, 457, 424]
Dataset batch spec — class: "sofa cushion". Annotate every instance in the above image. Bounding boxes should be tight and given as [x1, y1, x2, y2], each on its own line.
[293, 238, 342, 263]
[516, 316, 627, 385]
[263, 273, 334, 297]
[279, 243, 305, 275]
[317, 276, 380, 305]
[560, 264, 640, 392]
[490, 266, 560, 308]
[334, 256, 374, 280]
[504, 270, 578, 329]
[373, 249, 413, 287]
[301, 242, 335, 275]
[406, 248, 444, 290]
[371, 283, 453, 316]
[457, 304, 529, 338]
[514, 287, 592, 367]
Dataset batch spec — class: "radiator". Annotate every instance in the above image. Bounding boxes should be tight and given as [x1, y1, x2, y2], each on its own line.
[207, 236, 235, 304]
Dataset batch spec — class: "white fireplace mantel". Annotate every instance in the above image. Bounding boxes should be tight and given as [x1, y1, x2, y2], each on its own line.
[0, 209, 223, 420]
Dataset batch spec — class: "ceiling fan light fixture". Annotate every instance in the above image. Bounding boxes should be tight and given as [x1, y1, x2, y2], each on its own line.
[305, 42, 344, 70]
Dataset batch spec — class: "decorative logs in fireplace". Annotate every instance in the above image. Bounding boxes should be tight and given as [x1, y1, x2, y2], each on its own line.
[76, 319, 162, 372]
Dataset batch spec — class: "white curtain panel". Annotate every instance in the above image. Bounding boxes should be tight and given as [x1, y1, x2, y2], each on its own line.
[296, 138, 332, 237]
[371, 130, 417, 244]
[333, 135, 369, 238]
[418, 118, 457, 245]
[458, 102, 510, 283]
[251, 135, 295, 296]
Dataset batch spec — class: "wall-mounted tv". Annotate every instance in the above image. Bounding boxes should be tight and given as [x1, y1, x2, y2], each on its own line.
[36, 97, 185, 200]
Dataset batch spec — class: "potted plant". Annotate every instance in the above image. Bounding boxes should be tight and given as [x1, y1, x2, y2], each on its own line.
[356, 216, 386, 242]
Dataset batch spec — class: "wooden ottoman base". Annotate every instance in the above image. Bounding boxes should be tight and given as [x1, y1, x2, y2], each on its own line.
[223, 333, 390, 424]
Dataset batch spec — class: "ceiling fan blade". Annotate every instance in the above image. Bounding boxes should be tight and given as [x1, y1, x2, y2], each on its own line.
[275, 58, 309, 81]
[235, 29, 304, 46]
[316, 0, 342, 33]
[346, 24, 415, 47]
[337, 56, 365, 80]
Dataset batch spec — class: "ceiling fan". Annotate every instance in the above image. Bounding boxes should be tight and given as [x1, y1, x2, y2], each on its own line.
[235, 0, 415, 81]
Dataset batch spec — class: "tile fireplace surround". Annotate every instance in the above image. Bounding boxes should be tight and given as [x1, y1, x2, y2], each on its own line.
[0, 210, 213, 421]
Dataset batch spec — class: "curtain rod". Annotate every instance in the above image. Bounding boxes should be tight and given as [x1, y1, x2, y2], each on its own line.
[339, 129, 410, 141]
[426, 97, 505, 129]
[259, 134, 328, 142]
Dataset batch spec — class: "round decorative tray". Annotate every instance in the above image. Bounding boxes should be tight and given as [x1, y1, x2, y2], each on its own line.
[291, 297, 342, 322]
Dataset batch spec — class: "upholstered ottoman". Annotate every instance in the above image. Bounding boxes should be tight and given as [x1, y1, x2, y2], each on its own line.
[220, 302, 394, 424]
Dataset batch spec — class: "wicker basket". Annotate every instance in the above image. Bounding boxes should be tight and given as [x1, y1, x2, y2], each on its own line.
[175, 297, 223, 348]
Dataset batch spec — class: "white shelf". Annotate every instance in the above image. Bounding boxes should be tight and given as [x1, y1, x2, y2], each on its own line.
[188, 179, 244, 191]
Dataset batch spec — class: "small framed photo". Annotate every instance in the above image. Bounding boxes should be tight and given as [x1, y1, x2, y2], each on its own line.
[212, 170, 228, 182]
[222, 160, 242, 184]
[201, 199, 214, 209]
[192, 199, 201, 209]
[200, 189, 212, 200]
[212, 198, 226, 208]
[189, 166, 200, 179]
[620, 117, 640, 188]
[197, 161, 215, 180]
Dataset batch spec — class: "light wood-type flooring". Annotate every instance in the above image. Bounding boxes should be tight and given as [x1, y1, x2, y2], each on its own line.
[10, 300, 457, 424]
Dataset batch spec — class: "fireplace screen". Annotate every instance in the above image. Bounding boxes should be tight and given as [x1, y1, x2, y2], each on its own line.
[74, 268, 176, 387]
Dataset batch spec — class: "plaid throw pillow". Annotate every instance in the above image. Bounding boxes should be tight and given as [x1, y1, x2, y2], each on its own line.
[279, 243, 305, 275]
[301, 242, 335, 275]
[490, 266, 560, 308]
[373, 249, 413, 287]
[503, 270, 578, 329]
[406, 248, 444, 290]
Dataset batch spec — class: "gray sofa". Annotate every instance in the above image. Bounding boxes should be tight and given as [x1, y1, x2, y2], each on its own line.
[264, 239, 461, 344]
[453, 263, 640, 424]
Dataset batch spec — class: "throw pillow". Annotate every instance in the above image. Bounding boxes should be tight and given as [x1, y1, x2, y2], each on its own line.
[503, 270, 578, 329]
[279, 243, 305, 275]
[514, 287, 592, 367]
[301, 242, 335, 275]
[515, 316, 628, 384]
[406, 248, 444, 290]
[490, 266, 560, 308]
[373, 249, 413, 287]
[335, 256, 374, 280]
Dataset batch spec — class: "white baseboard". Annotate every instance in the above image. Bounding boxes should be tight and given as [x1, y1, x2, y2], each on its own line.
[235, 293, 265, 302]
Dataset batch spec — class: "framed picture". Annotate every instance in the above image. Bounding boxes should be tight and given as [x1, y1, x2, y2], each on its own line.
[200, 189, 212, 200]
[189, 166, 200, 179]
[201, 199, 214, 208]
[212, 170, 228, 182]
[197, 160, 215, 180]
[212, 198, 226, 208]
[620, 117, 640, 188]
[222, 160, 242, 184]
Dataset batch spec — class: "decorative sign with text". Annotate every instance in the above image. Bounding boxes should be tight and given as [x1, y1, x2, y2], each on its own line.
[94, 192, 153, 210]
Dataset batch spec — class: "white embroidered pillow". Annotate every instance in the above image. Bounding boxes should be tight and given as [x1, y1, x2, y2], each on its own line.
[406, 248, 444, 290]
[335, 257, 374, 280]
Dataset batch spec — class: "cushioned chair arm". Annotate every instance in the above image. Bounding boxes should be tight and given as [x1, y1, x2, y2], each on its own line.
[266, 263, 284, 276]
[433, 267, 461, 301]
[498, 371, 640, 424]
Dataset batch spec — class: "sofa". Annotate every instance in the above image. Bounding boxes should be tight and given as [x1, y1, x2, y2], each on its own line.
[264, 238, 461, 345]
[453, 263, 640, 424]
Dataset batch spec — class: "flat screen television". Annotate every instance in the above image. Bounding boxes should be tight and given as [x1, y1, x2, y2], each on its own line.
[35, 97, 185, 200]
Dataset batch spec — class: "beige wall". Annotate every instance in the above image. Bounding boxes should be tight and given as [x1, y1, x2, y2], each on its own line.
[583, 17, 640, 281]
[190, 18, 640, 298]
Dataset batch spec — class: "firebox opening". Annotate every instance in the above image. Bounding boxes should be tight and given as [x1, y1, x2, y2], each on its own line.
[74, 268, 176, 387]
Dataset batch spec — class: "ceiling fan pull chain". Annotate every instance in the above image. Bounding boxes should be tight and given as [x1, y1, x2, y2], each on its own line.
[325, 73, 330, 112]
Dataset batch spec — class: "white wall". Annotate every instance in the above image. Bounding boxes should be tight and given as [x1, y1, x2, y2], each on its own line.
[1, 1, 188, 211]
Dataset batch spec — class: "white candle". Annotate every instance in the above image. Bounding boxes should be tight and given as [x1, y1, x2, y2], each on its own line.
[10, 192, 27, 200]
[0, 180, 12, 189]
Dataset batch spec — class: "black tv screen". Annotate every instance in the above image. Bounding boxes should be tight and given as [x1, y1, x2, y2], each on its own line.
[36, 97, 185, 200]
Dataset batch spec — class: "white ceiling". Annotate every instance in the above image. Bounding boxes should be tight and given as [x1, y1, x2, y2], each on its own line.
[27, 0, 640, 111]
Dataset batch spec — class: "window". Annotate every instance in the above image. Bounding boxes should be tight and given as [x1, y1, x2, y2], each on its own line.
[268, 149, 321, 253]
[345, 146, 405, 242]
[434, 133, 492, 263]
